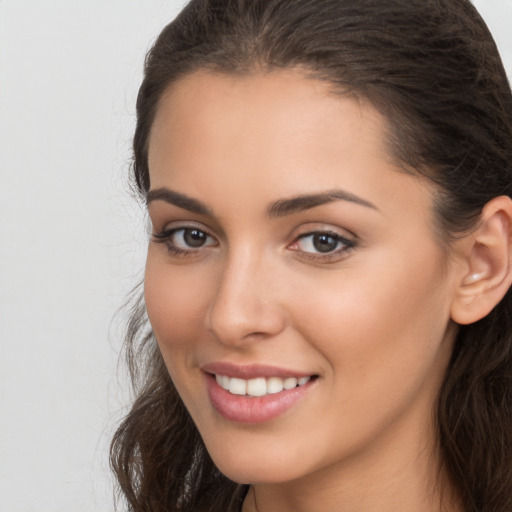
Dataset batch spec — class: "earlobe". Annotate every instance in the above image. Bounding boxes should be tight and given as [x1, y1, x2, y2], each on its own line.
[451, 196, 512, 325]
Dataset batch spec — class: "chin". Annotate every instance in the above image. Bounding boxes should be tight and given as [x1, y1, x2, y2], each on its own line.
[204, 439, 313, 485]
[215, 462, 302, 485]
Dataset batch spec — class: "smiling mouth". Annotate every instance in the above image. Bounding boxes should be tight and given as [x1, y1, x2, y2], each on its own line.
[213, 374, 316, 397]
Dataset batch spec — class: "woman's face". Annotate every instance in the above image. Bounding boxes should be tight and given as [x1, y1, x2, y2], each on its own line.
[145, 70, 461, 485]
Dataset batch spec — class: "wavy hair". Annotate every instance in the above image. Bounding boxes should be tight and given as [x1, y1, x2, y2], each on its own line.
[111, 1, 512, 510]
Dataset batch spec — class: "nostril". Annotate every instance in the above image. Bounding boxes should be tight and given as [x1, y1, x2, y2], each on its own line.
[205, 298, 287, 346]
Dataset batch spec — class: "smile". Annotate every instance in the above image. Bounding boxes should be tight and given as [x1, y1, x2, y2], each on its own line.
[215, 374, 312, 397]
[205, 370, 317, 423]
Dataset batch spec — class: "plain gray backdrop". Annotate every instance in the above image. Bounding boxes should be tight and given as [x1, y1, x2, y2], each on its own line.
[0, 1, 511, 510]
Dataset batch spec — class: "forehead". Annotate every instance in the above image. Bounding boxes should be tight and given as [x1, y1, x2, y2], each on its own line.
[149, 70, 391, 181]
[150, 69, 383, 135]
[147, 70, 435, 230]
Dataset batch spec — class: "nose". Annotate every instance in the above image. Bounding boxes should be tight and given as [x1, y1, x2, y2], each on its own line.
[205, 250, 287, 346]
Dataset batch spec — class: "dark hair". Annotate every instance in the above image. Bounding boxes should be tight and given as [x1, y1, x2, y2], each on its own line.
[110, 1, 512, 511]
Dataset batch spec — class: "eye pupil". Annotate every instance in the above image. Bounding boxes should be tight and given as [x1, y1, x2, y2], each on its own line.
[184, 229, 207, 247]
[313, 234, 338, 253]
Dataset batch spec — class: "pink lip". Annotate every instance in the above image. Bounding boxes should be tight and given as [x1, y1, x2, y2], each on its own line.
[202, 363, 316, 424]
[201, 361, 312, 379]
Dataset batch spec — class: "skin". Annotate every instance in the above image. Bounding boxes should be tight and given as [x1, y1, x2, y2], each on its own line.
[145, 70, 465, 512]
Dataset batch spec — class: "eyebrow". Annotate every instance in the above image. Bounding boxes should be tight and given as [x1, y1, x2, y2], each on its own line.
[146, 188, 212, 215]
[146, 187, 377, 217]
[267, 190, 378, 218]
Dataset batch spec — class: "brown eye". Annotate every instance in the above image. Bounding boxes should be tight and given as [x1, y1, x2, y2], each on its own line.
[152, 226, 217, 255]
[312, 234, 339, 253]
[295, 231, 353, 255]
[183, 229, 208, 247]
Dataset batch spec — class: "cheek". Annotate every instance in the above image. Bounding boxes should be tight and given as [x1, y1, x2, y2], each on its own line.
[288, 247, 453, 397]
[144, 252, 211, 350]
[144, 254, 216, 420]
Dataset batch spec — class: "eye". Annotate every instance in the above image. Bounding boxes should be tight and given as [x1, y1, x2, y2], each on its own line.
[298, 233, 342, 253]
[152, 226, 217, 255]
[289, 230, 355, 260]
[172, 228, 211, 248]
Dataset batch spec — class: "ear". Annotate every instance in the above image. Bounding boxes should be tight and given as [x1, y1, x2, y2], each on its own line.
[451, 195, 512, 325]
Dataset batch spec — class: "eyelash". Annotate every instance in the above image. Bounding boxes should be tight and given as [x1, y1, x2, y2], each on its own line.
[152, 227, 217, 257]
[290, 231, 356, 262]
[151, 226, 356, 262]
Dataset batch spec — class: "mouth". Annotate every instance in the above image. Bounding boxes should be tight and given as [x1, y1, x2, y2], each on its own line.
[201, 362, 318, 423]
[203, 366, 318, 423]
[213, 374, 314, 397]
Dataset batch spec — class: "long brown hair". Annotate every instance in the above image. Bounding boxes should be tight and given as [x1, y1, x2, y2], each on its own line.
[111, 1, 512, 510]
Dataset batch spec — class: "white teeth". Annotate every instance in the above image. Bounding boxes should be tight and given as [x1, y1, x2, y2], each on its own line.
[229, 377, 247, 395]
[283, 377, 298, 390]
[215, 374, 312, 397]
[215, 374, 230, 390]
[221, 375, 230, 390]
[246, 377, 267, 397]
[266, 377, 284, 394]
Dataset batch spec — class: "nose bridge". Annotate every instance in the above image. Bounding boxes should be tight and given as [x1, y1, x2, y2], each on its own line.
[206, 243, 285, 345]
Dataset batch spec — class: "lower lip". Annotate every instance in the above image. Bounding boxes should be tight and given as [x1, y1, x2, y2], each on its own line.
[205, 373, 315, 424]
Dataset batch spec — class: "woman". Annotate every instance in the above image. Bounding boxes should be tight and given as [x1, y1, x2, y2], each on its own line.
[110, 1, 512, 511]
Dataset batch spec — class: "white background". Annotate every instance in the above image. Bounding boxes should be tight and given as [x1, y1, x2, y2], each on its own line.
[0, 1, 511, 511]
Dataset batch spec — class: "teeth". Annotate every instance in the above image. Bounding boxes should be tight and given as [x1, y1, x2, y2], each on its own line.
[267, 377, 284, 394]
[215, 374, 230, 390]
[283, 377, 298, 390]
[215, 374, 311, 397]
[229, 377, 247, 395]
[246, 377, 267, 397]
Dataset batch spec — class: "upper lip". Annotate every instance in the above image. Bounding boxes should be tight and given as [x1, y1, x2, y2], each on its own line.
[201, 361, 314, 379]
